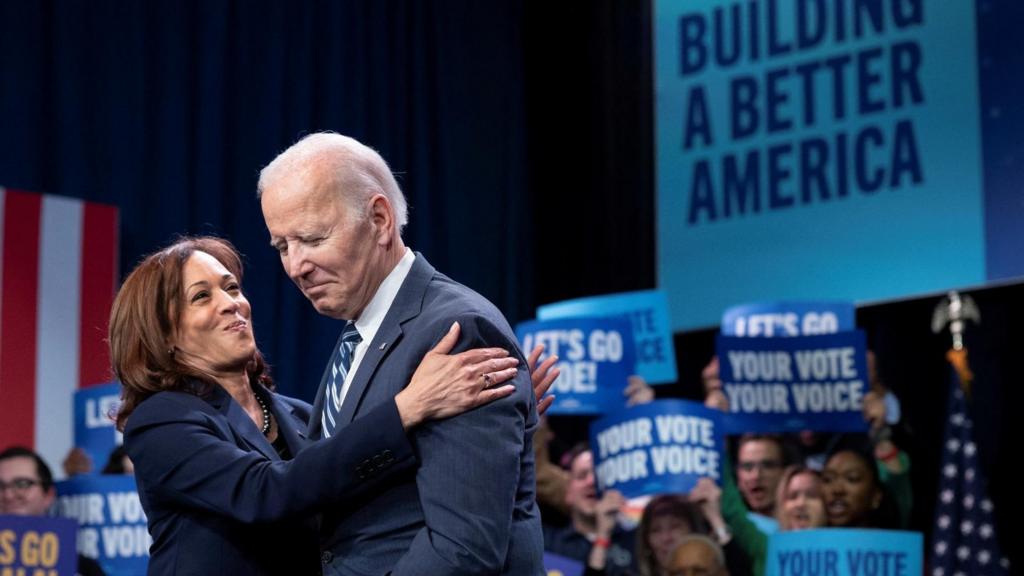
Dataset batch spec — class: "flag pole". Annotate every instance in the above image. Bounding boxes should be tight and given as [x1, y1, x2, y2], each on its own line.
[931, 290, 980, 396]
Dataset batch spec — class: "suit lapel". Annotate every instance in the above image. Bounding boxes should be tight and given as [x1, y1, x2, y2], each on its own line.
[209, 385, 279, 461]
[267, 393, 311, 455]
[336, 254, 436, 425]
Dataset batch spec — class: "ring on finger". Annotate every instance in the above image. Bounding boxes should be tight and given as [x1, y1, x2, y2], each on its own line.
[483, 373, 493, 387]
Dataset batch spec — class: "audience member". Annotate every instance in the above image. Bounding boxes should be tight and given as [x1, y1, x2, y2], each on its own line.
[734, 435, 786, 534]
[543, 444, 637, 575]
[691, 465, 825, 576]
[636, 495, 710, 576]
[822, 437, 907, 529]
[668, 535, 729, 576]
[0, 446, 106, 576]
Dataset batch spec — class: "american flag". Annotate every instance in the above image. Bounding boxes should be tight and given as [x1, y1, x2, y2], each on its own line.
[0, 187, 119, 474]
[929, 369, 1010, 576]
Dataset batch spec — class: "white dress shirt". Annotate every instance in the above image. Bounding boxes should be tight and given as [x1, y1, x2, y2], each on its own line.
[334, 248, 416, 408]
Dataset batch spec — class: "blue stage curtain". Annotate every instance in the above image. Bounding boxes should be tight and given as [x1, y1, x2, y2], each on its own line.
[0, 0, 544, 401]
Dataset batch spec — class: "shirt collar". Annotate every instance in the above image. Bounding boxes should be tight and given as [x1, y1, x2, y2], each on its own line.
[353, 248, 415, 344]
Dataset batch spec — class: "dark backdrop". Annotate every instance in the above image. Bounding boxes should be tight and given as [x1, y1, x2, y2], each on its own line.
[0, 0, 1018, 566]
[0, 0, 655, 400]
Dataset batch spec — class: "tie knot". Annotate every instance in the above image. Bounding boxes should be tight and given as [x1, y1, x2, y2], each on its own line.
[341, 322, 361, 344]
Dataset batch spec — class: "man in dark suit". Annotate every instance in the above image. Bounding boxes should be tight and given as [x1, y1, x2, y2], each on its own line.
[258, 132, 544, 575]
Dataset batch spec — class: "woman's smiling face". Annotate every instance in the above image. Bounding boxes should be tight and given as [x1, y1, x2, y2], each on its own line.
[171, 251, 256, 374]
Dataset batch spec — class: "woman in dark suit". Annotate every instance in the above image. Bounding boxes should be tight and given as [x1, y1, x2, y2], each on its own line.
[111, 236, 540, 575]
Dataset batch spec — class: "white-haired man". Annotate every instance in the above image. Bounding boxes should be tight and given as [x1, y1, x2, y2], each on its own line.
[259, 133, 544, 575]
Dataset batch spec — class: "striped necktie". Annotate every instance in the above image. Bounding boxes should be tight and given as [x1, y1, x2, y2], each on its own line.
[321, 322, 362, 438]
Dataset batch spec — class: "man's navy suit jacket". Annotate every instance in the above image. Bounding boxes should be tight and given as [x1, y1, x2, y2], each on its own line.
[124, 382, 416, 575]
[310, 254, 544, 575]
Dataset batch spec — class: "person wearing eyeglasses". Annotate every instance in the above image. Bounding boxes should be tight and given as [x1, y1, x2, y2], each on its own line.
[0, 447, 54, 517]
[733, 435, 786, 535]
[701, 358, 787, 537]
[0, 446, 106, 576]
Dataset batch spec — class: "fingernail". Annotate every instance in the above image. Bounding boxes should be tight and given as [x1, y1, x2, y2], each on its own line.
[450, 321, 459, 331]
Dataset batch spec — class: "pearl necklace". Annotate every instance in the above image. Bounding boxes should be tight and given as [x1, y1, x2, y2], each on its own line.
[254, 392, 271, 435]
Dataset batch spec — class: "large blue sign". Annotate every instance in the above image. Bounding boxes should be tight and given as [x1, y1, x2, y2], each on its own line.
[655, 0, 987, 330]
[73, 382, 122, 473]
[716, 331, 869, 433]
[55, 475, 149, 576]
[722, 301, 855, 337]
[517, 317, 637, 415]
[766, 529, 922, 576]
[0, 515, 77, 576]
[589, 400, 724, 498]
[537, 290, 678, 384]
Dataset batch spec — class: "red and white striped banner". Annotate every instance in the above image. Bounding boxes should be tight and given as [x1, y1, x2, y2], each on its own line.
[0, 187, 119, 474]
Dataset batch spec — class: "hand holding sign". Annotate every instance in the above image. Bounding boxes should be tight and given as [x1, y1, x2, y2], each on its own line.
[594, 490, 626, 539]
[688, 477, 726, 535]
[625, 376, 655, 406]
[527, 345, 560, 416]
[62, 447, 94, 477]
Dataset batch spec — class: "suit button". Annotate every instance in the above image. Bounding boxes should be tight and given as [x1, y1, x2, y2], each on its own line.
[321, 551, 333, 564]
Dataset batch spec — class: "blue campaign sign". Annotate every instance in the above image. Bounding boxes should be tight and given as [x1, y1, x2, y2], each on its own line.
[73, 382, 122, 473]
[0, 515, 77, 575]
[721, 301, 855, 337]
[55, 475, 150, 576]
[517, 317, 636, 416]
[537, 290, 678, 384]
[716, 332, 869, 434]
[655, 0, 988, 331]
[589, 400, 724, 499]
[544, 552, 584, 576]
[766, 529, 922, 576]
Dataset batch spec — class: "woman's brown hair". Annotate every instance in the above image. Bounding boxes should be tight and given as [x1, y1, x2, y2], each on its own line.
[110, 236, 271, 430]
[636, 494, 710, 576]
[774, 465, 822, 530]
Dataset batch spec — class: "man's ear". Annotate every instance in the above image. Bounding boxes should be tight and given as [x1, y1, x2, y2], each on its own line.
[367, 193, 395, 245]
[42, 485, 56, 509]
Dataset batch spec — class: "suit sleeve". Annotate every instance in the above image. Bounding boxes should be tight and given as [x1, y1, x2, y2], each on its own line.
[125, 395, 416, 523]
[390, 314, 535, 574]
